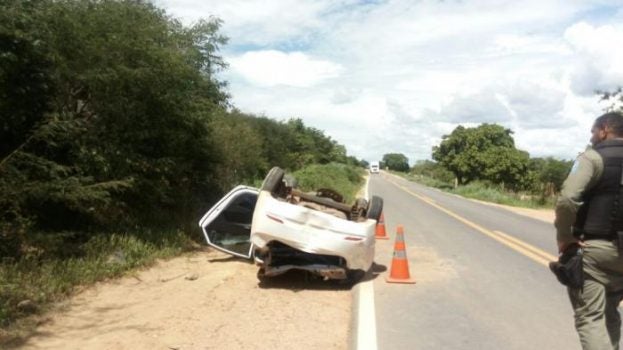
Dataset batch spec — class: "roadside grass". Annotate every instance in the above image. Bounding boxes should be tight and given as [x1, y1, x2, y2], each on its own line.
[392, 171, 555, 209]
[450, 182, 555, 208]
[293, 163, 365, 203]
[0, 230, 195, 344]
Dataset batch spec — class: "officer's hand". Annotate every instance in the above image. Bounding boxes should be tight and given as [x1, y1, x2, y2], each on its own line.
[558, 240, 586, 254]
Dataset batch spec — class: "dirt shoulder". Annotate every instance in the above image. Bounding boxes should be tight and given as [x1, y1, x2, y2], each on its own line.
[15, 248, 352, 350]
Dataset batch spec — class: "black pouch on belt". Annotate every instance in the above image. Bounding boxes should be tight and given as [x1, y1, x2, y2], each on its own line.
[549, 244, 584, 289]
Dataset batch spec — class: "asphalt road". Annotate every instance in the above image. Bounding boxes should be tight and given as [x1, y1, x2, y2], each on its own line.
[369, 172, 582, 350]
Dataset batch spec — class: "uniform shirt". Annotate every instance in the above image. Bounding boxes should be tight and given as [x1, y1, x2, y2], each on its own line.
[555, 146, 604, 245]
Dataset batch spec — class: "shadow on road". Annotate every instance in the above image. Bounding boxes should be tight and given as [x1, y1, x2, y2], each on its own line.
[257, 262, 386, 291]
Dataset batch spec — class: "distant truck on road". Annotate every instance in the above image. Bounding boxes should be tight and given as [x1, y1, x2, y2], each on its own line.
[369, 161, 380, 174]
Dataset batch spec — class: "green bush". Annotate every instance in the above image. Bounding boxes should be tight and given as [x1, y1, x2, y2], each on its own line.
[449, 181, 551, 208]
[292, 163, 364, 203]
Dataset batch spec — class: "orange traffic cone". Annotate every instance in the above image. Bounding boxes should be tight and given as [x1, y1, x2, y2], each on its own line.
[375, 213, 390, 240]
[386, 225, 416, 284]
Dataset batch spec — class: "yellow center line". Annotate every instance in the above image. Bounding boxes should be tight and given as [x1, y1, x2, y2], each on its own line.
[388, 179, 556, 267]
[493, 230, 557, 262]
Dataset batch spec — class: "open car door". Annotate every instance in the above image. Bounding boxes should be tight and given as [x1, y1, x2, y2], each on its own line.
[198, 185, 259, 259]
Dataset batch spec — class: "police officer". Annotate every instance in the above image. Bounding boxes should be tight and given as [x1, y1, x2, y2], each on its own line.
[556, 111, 623, 350]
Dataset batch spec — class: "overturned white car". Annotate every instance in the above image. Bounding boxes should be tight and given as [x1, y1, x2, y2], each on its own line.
[198, 167, 383, 281]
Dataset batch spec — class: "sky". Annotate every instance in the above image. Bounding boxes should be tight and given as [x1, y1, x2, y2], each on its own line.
[155, 0, 623, 164]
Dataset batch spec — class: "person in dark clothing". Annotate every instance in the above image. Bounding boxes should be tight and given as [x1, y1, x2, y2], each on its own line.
[555, 111, 623, 350]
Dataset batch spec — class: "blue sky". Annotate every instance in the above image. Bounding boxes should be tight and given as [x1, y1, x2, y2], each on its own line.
[156, 0, 623, 163]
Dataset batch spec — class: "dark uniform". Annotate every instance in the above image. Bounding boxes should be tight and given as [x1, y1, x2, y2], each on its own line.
[556, 139, 623, 350]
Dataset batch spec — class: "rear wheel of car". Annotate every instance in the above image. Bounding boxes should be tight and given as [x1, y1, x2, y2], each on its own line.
[366, 196, 383, 221]
[260, 167, 285, 193]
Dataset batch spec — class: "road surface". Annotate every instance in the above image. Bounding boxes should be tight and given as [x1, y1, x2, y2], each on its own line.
[368, 172, 581, 350]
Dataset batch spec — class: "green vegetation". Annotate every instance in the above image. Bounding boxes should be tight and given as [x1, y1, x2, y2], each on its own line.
[293, 163, 365, 203]
[396, 171, 555, 208]
[381, 153, 409, 172]
[407, 124, 575, 209]
[432, 124, 532, 190]
[0, 0, 365, 333]
[411, 160, 455, 185]
[210, 111, 361, 190]
[450, 182, 554, 208]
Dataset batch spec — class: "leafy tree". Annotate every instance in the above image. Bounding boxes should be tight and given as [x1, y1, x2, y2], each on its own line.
[529, 157, 573, 194]
[209, 110, 267, 189]
[411, 160, 455, 183]
[235, 113, 354, 173]
[285, 118, 344, 168]
[432, 124, 531, 189]
[0, 0, 228, 256]
[382, 153, 409, 172]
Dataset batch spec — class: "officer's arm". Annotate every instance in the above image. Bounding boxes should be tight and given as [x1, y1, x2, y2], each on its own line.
[555, 152, 602, 250]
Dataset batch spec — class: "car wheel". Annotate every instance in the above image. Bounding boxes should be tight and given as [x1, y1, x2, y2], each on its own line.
[260, 167, 285, 193]
[366, 195, 383, 221]
[354, 198, 368, 210]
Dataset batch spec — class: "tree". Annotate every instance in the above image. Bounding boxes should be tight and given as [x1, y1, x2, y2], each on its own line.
[600, 87, 623, 112]
[209, 110, 267, 190]
[0, 0, 229, 256]
[529, 157, 573, 194]
[382, 153, 409, 172]
[411, 160, 454, 183]
[432, 124, 531, 189]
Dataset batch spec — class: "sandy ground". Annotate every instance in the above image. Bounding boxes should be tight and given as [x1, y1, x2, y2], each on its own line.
[16, 248, 352, 350]
[9, 177, 555, 350]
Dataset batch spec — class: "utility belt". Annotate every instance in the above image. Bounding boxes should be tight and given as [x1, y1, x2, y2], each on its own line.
[573, 227, 623, 253]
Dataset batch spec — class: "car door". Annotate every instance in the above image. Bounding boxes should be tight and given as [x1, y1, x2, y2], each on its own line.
[198, 185, 259, 259]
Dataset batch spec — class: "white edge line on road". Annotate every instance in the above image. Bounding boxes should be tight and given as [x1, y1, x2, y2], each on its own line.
[356, 280, 377, 350]
[353, 175, 378, 350]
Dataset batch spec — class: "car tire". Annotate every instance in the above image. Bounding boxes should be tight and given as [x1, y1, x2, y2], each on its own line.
[366, 195, 383, 222]
[260, 167, 285, 193]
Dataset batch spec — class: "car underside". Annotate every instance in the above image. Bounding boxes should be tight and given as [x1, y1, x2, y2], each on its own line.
[199, 167, 383, 282]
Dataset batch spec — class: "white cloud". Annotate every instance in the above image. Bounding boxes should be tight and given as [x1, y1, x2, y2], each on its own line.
[437, 89, 513, 124]
[156, 0, 351, 46]
[565, 22, 623, 95]
[159, 0, 623, 163]
[228, 50, 342, 87]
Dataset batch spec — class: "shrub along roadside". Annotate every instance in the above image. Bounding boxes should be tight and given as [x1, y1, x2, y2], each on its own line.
[292, 163, 365, 203]
[393, 172, 554, 209]
[450, 181, 555, 208]
[0, 231, 194, 344]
